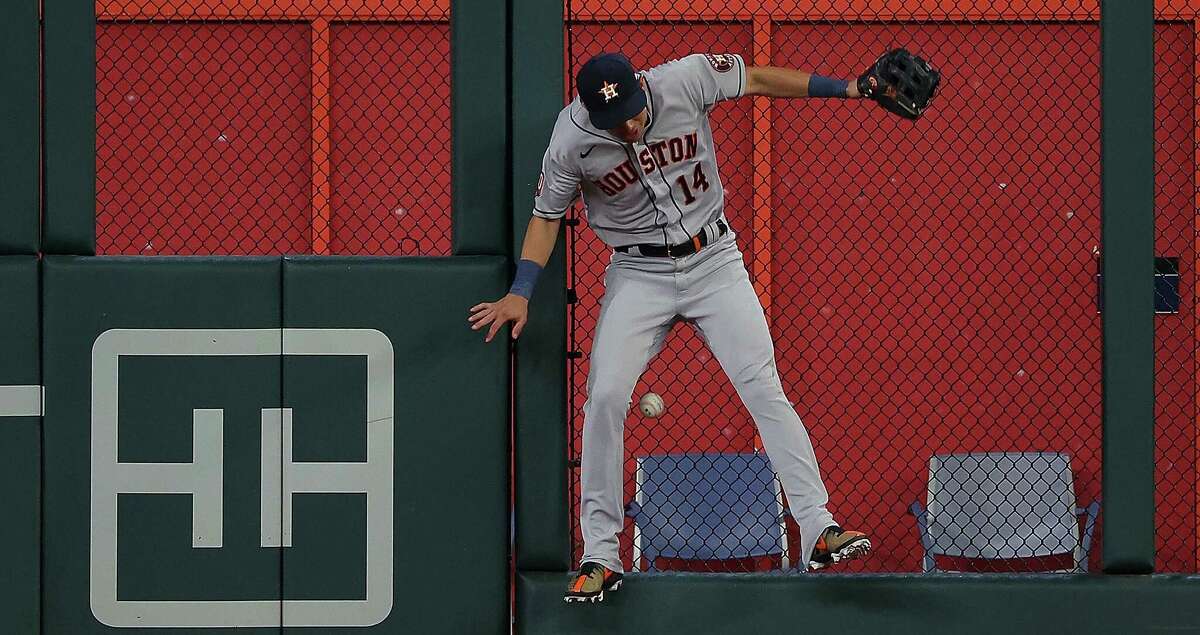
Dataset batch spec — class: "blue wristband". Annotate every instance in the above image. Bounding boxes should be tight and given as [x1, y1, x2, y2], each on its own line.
[509, 259, 543, 300]
[808, 75, 850, 98]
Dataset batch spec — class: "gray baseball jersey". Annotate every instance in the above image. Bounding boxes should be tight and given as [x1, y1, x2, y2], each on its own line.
[533, 53, 746, 248]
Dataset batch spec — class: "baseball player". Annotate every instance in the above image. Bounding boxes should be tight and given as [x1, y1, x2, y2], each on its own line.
[469, 50, 938, 602]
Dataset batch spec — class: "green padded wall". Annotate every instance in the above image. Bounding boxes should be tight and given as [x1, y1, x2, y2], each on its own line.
[519, 573, 1200, 634]
[282, 256, 509, 634]
[451, 0, 510, 256]
[42, 257, 283, 632]
[1100, 0, 1156, 573]
[40, 256, 510, 632]
[511, 0, 571, 572]
[43, 0, 97, 254]
[0, 257, 40, 633]
[0, 0, 39, 253]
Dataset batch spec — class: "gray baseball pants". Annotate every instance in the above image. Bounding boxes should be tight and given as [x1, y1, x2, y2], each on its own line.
[579, 224, 837, 573]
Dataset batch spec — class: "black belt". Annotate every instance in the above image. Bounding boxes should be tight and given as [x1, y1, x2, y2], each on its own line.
[615, 219, 728, 258]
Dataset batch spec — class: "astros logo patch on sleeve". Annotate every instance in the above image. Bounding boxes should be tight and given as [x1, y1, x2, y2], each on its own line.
[703, 53, 735, 73]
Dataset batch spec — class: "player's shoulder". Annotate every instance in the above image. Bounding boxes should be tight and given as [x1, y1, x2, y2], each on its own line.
[545, 100, 588, 154]
[553, 99, 577, 124]
[644, 53, 739, 83]
[642, 55, 698, 84]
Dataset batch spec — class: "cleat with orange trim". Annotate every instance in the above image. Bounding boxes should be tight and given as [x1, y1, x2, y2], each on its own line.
[563, 562, 623, 603]
[809, 525, 872, 570]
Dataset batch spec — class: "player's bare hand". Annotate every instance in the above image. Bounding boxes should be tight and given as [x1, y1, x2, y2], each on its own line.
[468, 294, 530, 343]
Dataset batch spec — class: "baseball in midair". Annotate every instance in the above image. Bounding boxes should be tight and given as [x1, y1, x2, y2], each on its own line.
[638, 392, 665, 418]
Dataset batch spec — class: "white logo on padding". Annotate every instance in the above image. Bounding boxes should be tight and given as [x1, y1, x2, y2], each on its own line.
[89, 328, 394, 629]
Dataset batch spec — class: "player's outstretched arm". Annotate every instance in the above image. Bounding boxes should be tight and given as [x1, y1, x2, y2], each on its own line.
[744, 66, 866, 99]
[745, 51, 940, 119]
[468, 215, 561, 343]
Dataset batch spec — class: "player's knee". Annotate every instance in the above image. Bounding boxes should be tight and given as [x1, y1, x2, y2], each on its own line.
[730, 358, 778, 387]
[732, 364, 790, 403]
[584, 383, 636, 413]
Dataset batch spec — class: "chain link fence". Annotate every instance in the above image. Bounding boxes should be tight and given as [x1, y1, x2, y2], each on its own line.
[1153, 3, 1197, 575]
[557, 0, 1192, 574]
[96, 0, 451, 255]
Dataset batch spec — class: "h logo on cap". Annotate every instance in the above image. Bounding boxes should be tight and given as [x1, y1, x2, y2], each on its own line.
[599, 81, 619, 102]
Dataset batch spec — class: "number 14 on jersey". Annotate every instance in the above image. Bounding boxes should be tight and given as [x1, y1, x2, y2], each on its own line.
[675, 164, 710, 205]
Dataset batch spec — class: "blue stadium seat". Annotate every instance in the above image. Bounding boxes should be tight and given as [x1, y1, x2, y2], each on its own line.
[909, 452, 1100, 573]
[626, 452, 789, 572]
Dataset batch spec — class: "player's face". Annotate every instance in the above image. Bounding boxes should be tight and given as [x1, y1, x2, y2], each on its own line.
[608, 108, 649, 143]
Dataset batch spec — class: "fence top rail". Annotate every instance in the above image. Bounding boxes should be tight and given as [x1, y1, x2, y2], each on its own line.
[96, 0, 449, 20]
[95, 1, 1200, 22]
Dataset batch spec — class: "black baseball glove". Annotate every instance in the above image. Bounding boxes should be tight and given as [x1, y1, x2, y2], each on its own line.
[857, 48, 941, 120]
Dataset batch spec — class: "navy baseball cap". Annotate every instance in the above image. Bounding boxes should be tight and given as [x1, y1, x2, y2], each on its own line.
[577, 53, 647, 130]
